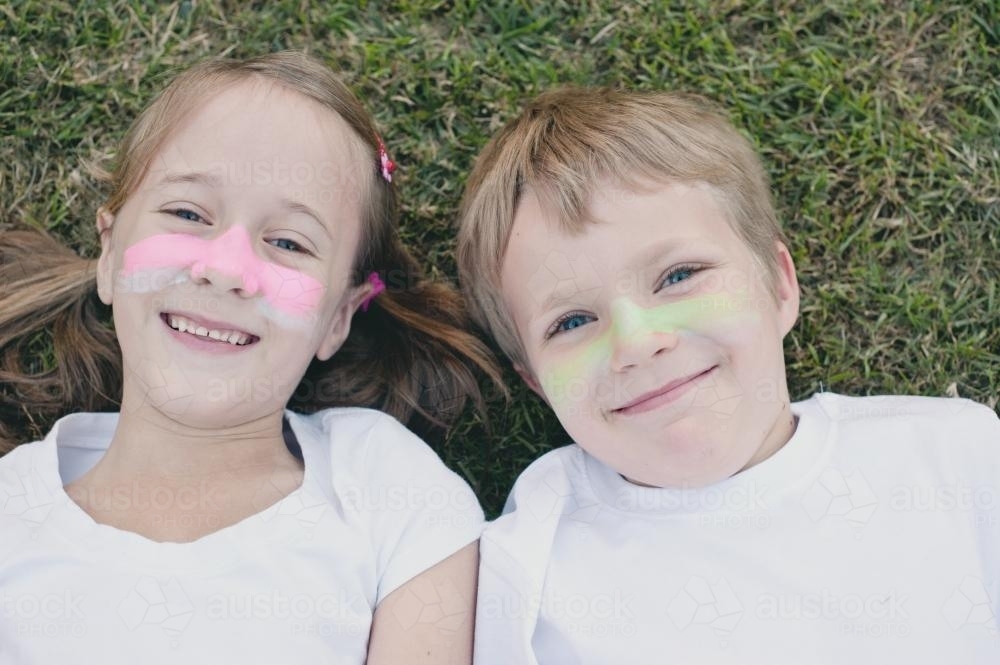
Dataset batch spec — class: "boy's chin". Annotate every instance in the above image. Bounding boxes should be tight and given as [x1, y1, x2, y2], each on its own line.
[619, 463, 738, 490]
[598, 436, 753, 490]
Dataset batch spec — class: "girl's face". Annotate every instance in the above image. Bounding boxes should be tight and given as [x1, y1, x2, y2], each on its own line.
[500, 180, 800, 488]
[95, 80, 372, 426]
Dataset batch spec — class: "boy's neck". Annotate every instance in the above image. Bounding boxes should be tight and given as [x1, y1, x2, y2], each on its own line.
[739, 402, 798, 474]
[623, 401, 798, 489]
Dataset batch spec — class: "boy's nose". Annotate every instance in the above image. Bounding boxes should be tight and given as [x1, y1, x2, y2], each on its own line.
[608, 298, 679, 372]
[189, 225, 263, 297]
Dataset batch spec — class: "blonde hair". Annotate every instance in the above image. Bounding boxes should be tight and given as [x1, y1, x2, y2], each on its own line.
[0, 51, 505, 452]
[456, 86, 788, 369]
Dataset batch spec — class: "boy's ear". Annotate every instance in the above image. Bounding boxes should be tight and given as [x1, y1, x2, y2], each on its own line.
[773, 240, 800, 336]
[94, 208, 115, 306]
[514, 362, 549, 404]
[316, 279, 375, 362]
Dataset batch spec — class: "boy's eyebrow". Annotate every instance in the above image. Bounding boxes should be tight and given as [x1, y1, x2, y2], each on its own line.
[531, 239, 689, 317]
[157, 171, 224, 187]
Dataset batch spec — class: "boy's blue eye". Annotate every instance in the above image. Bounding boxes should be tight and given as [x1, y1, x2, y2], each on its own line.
[547, 312, 595, 339]
[658, 265, 700, 290]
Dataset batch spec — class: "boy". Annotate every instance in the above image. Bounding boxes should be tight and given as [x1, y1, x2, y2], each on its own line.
[457, 87, 1000, 663]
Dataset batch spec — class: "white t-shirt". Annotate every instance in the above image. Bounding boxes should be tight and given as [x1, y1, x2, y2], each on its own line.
[475, 392, 1000, 664]
[0, 407, 484, 664]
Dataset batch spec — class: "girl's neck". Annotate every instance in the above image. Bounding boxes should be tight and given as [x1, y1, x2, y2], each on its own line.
[62, 405, 305, 542]
[82, 405, 302, 485]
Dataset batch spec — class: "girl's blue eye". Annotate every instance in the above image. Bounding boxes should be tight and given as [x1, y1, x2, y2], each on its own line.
[171, 208, 204, 223]
[164, 209, 308, 254]
[547, 312, 595, 339]
[270, 238, 306, 254]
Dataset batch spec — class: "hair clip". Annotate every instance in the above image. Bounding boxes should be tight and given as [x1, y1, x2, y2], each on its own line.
[361, 272, 386, 312]
[377, 139, 397, 183]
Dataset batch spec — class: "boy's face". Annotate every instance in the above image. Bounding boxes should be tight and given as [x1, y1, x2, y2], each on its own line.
[500, 180, 800, 488]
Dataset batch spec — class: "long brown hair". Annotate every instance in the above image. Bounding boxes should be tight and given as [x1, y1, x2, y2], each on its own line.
[0, 51, 505, 453]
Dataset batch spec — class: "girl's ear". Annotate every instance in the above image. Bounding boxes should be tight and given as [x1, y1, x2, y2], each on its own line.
[95, 208, 115, 306]
[315, 279, 375, 362]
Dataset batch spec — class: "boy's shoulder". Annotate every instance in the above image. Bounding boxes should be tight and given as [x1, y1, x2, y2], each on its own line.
[811, 392, 1000, 469]
[814, 392, 999, 437]
[814, 391, 995, 424]
[499, 444, 588, 514]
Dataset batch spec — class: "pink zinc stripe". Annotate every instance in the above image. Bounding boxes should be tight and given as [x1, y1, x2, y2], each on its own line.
[122, 226, 325, 317]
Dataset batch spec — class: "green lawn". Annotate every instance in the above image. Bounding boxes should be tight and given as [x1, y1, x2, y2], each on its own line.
[1, 0, 997, 517]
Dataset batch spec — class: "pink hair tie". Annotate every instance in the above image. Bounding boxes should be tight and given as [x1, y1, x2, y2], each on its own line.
[377, 139, 397, 183]
[361, 272, 386, 312]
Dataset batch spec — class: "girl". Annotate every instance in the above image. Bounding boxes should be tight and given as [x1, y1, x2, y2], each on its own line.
[0, 51, 501, 664]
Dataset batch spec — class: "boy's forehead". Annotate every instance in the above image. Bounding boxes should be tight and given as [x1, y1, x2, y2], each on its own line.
[500, 180, 745, 319]
[502, 181, 720, 280]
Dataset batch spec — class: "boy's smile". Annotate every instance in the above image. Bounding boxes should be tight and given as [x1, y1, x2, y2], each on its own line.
[501, 179, 801, 488]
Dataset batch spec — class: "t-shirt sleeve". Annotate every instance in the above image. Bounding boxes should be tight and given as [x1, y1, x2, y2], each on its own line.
[362, 413, 485, 605]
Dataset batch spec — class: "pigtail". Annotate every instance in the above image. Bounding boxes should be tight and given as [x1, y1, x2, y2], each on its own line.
[0, 228, 122, 453]
[292, 231, 507, 441]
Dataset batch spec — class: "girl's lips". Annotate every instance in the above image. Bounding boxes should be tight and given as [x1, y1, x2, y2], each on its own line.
[614, 365, 719, 416]
[161, 311, 258, 339]
[160, 313, 259, 354]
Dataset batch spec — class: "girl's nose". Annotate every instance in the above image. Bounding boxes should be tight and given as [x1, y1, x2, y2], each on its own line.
[189, 225, 262, 296]
[608, 298, 680, 372]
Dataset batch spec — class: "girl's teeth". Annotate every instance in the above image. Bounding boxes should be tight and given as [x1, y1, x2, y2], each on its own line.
[165, 314, 252, 345]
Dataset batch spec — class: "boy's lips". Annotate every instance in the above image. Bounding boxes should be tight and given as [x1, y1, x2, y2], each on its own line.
[613, 365, 719, 416]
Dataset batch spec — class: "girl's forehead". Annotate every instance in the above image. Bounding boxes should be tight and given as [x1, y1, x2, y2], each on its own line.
[149, 80, 367, 188]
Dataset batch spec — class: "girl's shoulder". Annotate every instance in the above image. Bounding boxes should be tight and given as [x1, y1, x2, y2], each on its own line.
[285, 406, 469, 491]
[287, 405, 427, 458]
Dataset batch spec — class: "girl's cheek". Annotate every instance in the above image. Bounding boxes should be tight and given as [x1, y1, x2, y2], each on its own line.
[119, 229, 327, 328]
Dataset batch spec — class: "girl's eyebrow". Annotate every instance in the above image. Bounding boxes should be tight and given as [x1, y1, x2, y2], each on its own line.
[154, 171, 331, 240]
[280, 198, 331, 240]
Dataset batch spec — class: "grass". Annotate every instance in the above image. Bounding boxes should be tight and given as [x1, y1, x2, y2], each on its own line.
[1, 0, 997, 517]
